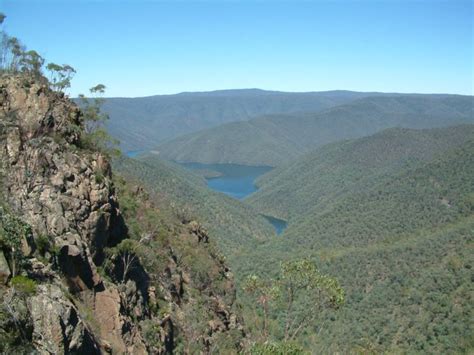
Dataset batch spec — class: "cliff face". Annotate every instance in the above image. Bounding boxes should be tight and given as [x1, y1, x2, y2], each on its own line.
[0, 74, 244, 354]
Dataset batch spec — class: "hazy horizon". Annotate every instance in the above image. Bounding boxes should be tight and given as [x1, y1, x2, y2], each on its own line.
[102, 87, 474, 99]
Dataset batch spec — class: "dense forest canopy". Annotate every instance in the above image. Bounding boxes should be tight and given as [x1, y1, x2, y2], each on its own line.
[1, 8, 473, 354]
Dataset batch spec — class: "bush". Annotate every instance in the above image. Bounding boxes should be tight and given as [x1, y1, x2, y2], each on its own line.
[35, 235, 51, 256]
[249, 341, 305, 355]
[0, 207, 31, 277]
[10, 276, 36, 295]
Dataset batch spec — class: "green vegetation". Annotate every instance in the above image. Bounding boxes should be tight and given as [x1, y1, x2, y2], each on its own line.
[248, 125, 474, 220]
[115, 123, 474, 352]
[113, 154, 276, 257]
[46, 63, 76, 92]
[157, 96, 474, 166]
[243, 259, 344, 343]
[104, 238, 141, 283]
[2, 10, 473, 352]
[78, 84, 121, 158]
[249, 341, 305, 355]
[0, 13, 117, 161]
[10, 276, 37, 295]
[0, 12, 43, 79]
[157, 115, 304, 166]
[0, 282, 34, 354]
[102, 89, 375, 152]
[0, 206, 31, 278]
[111, 175, 245, 353]
[234, 125, 474, 352]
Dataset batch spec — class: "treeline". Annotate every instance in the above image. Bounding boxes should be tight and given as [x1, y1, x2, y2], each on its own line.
[0, 13, 75, 92]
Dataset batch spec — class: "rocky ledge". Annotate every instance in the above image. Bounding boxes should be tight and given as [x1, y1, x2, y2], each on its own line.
[0, 74, 244, 354]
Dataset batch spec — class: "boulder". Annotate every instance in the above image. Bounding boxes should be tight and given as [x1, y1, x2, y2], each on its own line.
[29, 284, 101, 354]
[0, 251, 11, 284]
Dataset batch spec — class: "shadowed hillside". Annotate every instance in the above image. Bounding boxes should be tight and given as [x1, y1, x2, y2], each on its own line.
[102, 89, 393, 151]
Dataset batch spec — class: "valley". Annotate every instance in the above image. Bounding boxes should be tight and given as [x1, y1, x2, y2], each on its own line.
[178, 162, 289, 234]
[120, 121, 474, 352]
[0, 3, 472, 352]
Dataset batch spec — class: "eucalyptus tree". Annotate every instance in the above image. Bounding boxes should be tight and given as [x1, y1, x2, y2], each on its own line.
[46, 63, 76, 92]
[243, 258, 344, 344]
[78, 84, 120, 157]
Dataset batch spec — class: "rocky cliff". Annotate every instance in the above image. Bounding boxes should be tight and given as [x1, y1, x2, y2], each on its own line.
[0, 74, 244, 354]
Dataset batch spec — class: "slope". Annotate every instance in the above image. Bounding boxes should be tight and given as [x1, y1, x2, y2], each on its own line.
[0, 73, 245, 353]
[234, 127, 474, 352]
[247, 125, 474, 220]
[102, 89, 388, 151]
[112, 154, 276, 257]
[157, 95, 474, 166]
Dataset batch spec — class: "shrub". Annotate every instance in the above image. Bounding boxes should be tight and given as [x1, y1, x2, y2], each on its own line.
[10, 276, 36, 295]
[249, 341, 305, 355]
[35, 235, 51, 256]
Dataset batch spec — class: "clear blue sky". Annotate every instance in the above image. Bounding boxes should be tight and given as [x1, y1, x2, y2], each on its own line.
[1, 0, 472, 97]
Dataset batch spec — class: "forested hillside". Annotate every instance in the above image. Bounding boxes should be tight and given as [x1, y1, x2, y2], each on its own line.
[102, 89, 377, 151]
[3, 1, 472, 353]
[247, 125, 474, 220]
[157, 95, 474, 166]
[113, 154, 276, 256]
[233, 126, 474, 352]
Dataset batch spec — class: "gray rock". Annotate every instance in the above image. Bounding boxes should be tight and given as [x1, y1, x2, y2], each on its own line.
[0, 251, 11, 284]
[29, 284, 101, 354]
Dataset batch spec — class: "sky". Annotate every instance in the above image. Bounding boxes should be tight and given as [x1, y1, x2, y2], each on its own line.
[0, 0, 472, 97]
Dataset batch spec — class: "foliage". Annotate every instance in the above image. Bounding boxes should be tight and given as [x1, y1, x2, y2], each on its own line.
[0, 14, 44, 77]
[234, 127, 474, 352]
[78, 84, 121, 158]
[46, 63, 76, 93]
[248, 125, 474, 221]
[249, 341, 305, 355]
[113, 155, 275, 257]
[140, 319, 164, 352]
[105, 239, 141, 282]
[0, 13, 77, 93]
[243, 274, 280, 340]
[10, 276, 36, 295]
[243, 259, 344, 343]
[35, 234, 51, 256]
[112, 174, 245, 352]
[0, 207, 31, 277]
[0, 287, 34, 353]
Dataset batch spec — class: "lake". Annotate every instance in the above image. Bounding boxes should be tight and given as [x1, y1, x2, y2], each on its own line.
[263, 215, 288, 235]
[181, 162, 272, 199]
[125, 150, 145, 158]
[180, 162, 288, 234]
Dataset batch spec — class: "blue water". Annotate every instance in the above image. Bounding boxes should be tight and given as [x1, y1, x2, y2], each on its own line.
[125, 150, 145, 158]
[181, 163, 272, 200]
[180, 162, 288, 234]
[263, 215, 288, 235]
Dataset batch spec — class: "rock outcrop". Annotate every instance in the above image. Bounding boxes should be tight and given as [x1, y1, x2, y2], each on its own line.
[0, 73, 244, 353]
[0, 73, 145, 353]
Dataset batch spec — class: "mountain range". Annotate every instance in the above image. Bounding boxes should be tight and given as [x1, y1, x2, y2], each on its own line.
[156, 95, 474, 166]
[102, 89, 435, 152]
